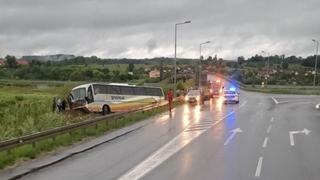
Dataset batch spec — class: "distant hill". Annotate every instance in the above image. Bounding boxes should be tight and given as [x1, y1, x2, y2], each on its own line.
[22, 54, 76, 61]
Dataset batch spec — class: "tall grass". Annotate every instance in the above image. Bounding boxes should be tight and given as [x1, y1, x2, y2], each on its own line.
[0, 83, 86, 141]
[0, 98, 183, 169]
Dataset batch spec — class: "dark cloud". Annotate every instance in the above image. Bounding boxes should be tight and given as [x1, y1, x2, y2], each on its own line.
[0, 0, 319, 59]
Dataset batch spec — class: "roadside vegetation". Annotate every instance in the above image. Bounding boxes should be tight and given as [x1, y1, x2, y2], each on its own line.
[236, 54, 320, 86]
[0, 81, 89, 141]
[0, 97, 183, 169]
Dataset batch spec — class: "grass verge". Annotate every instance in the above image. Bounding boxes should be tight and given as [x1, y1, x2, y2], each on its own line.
[0, 100, 183, 169]
[242, 85, 320, 95]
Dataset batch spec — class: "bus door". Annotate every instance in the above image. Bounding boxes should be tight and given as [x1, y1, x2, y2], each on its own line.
[86, 85, 94, 103]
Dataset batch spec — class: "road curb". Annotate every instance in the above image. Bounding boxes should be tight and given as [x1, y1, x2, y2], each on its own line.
[1, 120, 149, 180]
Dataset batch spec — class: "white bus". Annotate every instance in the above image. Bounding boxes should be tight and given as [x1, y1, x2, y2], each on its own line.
[68, 83, 164, 115]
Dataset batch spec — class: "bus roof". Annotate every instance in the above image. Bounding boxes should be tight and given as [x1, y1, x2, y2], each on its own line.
[72, 83, 160, 91]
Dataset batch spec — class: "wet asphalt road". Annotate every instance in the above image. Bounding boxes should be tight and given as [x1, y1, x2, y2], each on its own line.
[7, 88, 320, 180]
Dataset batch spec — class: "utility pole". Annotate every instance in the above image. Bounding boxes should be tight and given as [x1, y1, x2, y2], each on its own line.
[173, 20, 191, 96]
[312, 39, 319, 86]
[199, 41, 211, 89]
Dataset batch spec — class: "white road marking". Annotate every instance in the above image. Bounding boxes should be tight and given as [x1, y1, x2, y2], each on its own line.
[223, 128, 243, 146]
[118, 111, 236, 180]
[289, 129, 311, 146]
[266, 125, 272, 134]
[270, 117, 274, 123]
[239, 100, 247, 108]
[193, 122, 215, 126]
[271, 97, 279, 104]
[255, 157, 264, 177]
[262, 137, 268, 148]
[185, 127, 209, 132]
[188, 123, 214, 128]
[316, 104, 320, 109]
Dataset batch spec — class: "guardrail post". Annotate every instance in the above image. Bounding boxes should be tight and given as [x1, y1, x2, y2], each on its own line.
[95, 124, 98, 130]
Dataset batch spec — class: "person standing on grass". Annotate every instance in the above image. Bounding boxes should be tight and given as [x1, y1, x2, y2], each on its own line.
[61, 99, 67, 112]
[167, 89, 174, 113]
[57, 98, 62, 112]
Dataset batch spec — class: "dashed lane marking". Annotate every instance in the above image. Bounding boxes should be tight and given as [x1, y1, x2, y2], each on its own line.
[255, 157, 264, 178]
[184, 127, 210, 132]
[267, 125, 272, 134]
[262, 137, 268, 148]
[270, 117, 274, 123]
[271, 97, 279, 104]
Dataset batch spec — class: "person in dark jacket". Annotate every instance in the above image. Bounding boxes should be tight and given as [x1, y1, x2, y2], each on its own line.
[61, 99, 67, 112]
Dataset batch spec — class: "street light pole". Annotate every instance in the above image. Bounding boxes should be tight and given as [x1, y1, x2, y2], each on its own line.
[199, 41, 211, 89]
[174, 20, 191, 97]
[312, 39, 319, 86]
[261, 50, 270, 86]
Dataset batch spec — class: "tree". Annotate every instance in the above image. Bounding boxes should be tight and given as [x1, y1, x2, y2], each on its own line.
[127, 63, 134, 72]
[177, 81, 184, 90]
[282, 61, 289, 69]
[5, 55, 17, 68]
[237, 56, 245, 66]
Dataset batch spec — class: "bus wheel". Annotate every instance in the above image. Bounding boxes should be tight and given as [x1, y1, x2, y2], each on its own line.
[102, 105, 110, 115]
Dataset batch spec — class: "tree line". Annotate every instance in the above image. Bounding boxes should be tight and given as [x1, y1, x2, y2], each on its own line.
[237, 54, 320, 69]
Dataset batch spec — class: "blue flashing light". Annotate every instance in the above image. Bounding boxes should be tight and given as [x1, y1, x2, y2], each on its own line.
[229, 87, 236, 91]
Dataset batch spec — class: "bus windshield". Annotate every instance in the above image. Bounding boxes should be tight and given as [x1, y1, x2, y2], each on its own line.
[71, 88, 86, 100]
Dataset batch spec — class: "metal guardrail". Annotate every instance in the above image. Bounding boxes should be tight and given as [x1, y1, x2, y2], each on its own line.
[0, 100, 179, 152]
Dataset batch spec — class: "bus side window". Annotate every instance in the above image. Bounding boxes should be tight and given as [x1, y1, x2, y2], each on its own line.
[120, 86, 134, 95]
[134, 87, 145, 95]
[109, 86, 120, 94]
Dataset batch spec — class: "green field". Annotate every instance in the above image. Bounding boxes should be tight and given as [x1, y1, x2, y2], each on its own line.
[0, 78, 188, 141]
[0, 79, 187, 169]
[0, 80, 89, 141]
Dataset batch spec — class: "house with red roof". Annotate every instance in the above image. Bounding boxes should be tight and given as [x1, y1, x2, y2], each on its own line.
[17, 59, 29, 66]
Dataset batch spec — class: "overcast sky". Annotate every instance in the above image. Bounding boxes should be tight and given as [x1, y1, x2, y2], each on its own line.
[0, 0, 319, 59]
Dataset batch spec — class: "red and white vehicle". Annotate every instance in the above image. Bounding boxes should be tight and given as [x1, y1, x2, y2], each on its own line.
[210, 79, 223, 98]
